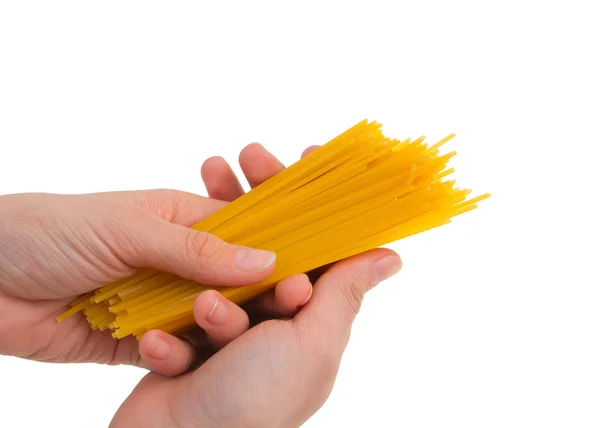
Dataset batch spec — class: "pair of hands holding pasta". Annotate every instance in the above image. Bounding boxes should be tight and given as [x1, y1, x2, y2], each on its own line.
[0, 144, 402, 428]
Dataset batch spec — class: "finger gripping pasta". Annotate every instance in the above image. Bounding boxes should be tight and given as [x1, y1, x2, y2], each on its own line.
[57, 120, 490, 340]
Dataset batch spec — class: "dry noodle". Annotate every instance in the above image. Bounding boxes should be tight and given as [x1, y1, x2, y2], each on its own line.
[57, 120, 490, 340]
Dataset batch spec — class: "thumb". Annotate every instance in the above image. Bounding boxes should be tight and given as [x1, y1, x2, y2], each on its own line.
[295, 249, 402, 354]
[119, 214, 276, 286]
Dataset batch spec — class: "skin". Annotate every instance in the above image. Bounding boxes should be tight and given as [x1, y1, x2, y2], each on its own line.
[0, 144, 402, 428]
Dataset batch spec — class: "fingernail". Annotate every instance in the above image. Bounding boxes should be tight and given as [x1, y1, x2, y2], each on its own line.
[374, 255, 402, 284]
[148, 336, 170, 360]
[298, 285, 313, 308]
[235, 248, 276, 271]
[206, 295, 228, 325]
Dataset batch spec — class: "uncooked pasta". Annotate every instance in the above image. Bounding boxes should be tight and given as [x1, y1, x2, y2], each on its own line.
[57, 120, 490, 340]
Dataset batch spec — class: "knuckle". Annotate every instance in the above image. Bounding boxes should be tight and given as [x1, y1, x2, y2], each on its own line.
[149, 188, 176, 205]
[341, 282, 365, 318]
[133, 189, 178, 220]
[185, 231, 225, 268]
[152, 189, 179, 220]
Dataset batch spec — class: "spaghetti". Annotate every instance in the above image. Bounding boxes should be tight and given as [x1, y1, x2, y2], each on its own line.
[57, 120, 490, 340]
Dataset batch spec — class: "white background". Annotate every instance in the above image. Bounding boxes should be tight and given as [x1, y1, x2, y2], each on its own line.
[1, 1, 599, 427]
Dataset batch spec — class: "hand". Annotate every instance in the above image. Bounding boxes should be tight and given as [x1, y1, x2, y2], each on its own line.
[111, 249, 401, 428]
[109, 149, 402, 427]
[0, 144, 312, 373]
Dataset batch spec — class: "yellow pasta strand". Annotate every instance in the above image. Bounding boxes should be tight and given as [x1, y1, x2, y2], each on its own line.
[57, 120, 489, 340]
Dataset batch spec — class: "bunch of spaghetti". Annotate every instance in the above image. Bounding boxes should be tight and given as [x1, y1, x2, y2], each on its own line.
[57, 120, 489, 340]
